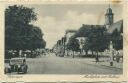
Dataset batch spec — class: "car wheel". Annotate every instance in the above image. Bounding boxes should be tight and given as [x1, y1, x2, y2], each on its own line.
[24, 66, 28, 73]
[8, 68, 11, 73]
[4, 68, 7, 74]
[17, 68, 20, 74]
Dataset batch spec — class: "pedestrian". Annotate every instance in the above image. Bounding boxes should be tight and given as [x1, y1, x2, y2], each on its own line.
[95, 55, 99, 63]
[110, 55, 113, 66]
[116, 51, 120, 63]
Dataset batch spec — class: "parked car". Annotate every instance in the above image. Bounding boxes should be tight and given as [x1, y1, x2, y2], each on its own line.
[4, 59, 11, 74]
[10, 58, 28, 74]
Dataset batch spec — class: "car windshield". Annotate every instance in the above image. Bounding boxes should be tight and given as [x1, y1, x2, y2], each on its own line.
[10, 58, 24, 65]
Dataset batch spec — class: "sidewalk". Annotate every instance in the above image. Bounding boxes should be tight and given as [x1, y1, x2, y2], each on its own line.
[68, 57, 123, 69]
[97, 61, 123, 69]
[88, 58, 122, 69]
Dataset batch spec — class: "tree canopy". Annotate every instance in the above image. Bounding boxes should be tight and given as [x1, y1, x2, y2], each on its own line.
[87, 26, 109, 52]
[111, 29, 123, 50]
[66, 36, 80, 52]
[66, 25, 110, 57]
[5, 5, 46, 51]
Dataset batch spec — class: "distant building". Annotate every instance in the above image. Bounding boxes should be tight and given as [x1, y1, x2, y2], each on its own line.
[105, 6, 123, 34]
[71, 6, 123, 55]
[105, 7, 123, 55]
[65, 29, 77, 44]
[105, 7, 123, 57]
[78, 6, 123, 48]
[56, 6, 123, 56]
[105, 6, 114, 29]
[107, 20, 123, 35]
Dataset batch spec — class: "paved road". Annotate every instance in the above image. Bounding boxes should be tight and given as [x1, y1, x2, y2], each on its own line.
[26, 53, 122, 74]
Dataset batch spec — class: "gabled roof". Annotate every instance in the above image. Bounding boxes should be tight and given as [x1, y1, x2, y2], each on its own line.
[107, 20, 123, 34]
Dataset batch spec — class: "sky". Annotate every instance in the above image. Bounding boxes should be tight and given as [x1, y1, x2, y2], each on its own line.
[24, 4, 122, 49]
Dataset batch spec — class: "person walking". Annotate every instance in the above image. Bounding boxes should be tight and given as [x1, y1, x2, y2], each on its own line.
[116, 51, 120, 63]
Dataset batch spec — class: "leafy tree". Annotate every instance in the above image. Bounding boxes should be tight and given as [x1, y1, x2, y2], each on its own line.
[24, 25, 46, 50]
[66, 36, 80, 58]
[87, 26, 109, 61]
[69, 25, 109, 59]
[111, 29, 123, 50]
[74, 25, 92, 56]
[74, 25, 92, 38]
[5, 5, 46, 58]
[83, 38, 90, 55]
[5, 5, 37, 26]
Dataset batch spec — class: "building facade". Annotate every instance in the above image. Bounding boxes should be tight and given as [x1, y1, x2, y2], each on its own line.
[65, 29, 77, 44]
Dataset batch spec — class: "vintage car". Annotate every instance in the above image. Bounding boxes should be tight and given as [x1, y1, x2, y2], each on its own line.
[10, 58, 28, 74]
[4, 59, 11, 74]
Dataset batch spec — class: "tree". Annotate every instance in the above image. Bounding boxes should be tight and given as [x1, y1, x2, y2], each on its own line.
[111, 29, 123, 50]
[74, 25, 92, 56]
[5, 5, 46, 58]
[74, 24, 92, 38]
[23, 25, 46, 50]
[87, 26, 109, 62]
[5, 5, 37, 26]
[66, 36, 80, 58]
[83, 38, 89, 55]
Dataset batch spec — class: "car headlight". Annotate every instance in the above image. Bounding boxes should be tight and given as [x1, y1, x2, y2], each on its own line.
[18, 65, 21, 68]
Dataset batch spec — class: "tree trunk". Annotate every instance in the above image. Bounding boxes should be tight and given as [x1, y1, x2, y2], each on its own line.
[92, 51, 94, 57]
[96, 51, 99, 62]
[73, 51, 74, 58]
[17, 49, 20, 57]
[86, 51, 88, 55]
[79, 49, 82, 57]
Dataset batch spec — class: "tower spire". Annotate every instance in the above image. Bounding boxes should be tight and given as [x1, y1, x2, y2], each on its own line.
[108, 0, 111, 8]
[105, 3, 114, 29]
[109, 4, 110, 8]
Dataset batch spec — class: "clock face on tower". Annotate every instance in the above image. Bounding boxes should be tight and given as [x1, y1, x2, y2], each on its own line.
[105, 13, 113, 25]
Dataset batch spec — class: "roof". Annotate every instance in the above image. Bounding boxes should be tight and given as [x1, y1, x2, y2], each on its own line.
[107, 20, 123, 34]
[11, 58, 25, 60]
[66, 29, 77, 34]
[106, 8, 113, 15]
[82, 24, 104, 27]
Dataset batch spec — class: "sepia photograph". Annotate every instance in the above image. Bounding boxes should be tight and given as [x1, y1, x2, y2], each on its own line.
[4, 3, 123, 75]
[1, 81, 127, 83]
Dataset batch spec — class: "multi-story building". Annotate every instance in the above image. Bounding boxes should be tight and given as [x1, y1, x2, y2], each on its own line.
[65, 29, 77, 44]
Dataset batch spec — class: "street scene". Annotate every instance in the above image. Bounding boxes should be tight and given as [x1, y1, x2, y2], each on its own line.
[26, 53, 122, 74]
[5, 4, 123, 75]
[1, 81, 127, 83]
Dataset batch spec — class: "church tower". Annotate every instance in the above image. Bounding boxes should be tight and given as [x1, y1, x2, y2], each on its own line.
[105, 5, 114, 29]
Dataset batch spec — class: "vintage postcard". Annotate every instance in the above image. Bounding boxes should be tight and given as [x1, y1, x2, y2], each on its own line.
[0, 0, 127, 82]
[0, 81, 128, 83]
